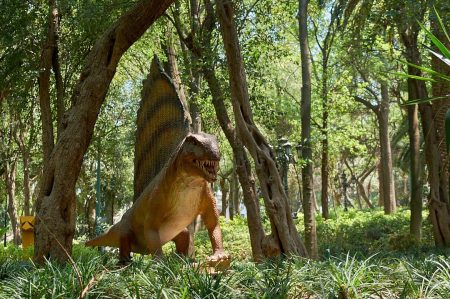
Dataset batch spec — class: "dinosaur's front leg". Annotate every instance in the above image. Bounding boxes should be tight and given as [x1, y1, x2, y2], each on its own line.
[201, 187, 230, 264]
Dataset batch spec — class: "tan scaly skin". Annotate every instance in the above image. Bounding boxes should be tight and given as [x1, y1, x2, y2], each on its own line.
[86, 133, 229, 264]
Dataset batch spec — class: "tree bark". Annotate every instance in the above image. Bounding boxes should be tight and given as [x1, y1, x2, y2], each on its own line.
[219, 177, 229, 217]
[344, 159, 375, 209]
[17, 127, 32, 216]
[231, 169, 240, 216]
[38, 1, 58, 167]
[398, 33, 423, 239]
[187, 0, 202, 133]
[420, 102, 450, 246]
[170, 0, 266, 260]
[378, 82, 396, 214]
[216, 0, 306, 257]
[298, 0, 317, 258]
[162, 26, 188, 107]
[400, 25, 450, 246]
[321, 102, 329, 219]
[85, 194, 96, 238]
[430, 7, 450, 209]
[354, 82, 396, 215]
[5, 159, 20, 245]
[407, 101, 422, 241]
[34, 0, 175, 263]
[49, 6, 65, 140]
[202, 66, 265, 260]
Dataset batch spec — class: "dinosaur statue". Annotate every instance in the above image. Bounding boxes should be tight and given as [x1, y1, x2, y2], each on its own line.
[86, 56, 229, 265]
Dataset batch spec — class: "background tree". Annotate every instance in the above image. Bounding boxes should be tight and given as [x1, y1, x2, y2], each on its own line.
[34, 0, 175, 263]
[298, 0, 317, 258]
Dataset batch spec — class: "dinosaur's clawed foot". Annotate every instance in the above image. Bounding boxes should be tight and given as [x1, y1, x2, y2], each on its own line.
[206, 250, 231, 271]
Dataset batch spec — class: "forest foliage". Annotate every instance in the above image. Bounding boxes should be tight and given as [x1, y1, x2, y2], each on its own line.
[0, 0, 449, 295]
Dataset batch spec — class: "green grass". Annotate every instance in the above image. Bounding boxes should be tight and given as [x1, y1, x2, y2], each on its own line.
[1, 209, 449, 298]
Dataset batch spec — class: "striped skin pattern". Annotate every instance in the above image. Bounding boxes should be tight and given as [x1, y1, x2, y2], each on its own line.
[134, 55, 190, 201]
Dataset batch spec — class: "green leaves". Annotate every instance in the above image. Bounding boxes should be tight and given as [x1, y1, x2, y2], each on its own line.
[398, 8, 450, 106]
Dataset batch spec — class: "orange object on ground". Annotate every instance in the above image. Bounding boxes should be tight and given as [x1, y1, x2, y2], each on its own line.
[20, 216, 35, 249]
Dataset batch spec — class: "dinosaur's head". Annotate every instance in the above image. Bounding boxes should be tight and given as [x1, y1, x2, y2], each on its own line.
[178, 133, 220, 182]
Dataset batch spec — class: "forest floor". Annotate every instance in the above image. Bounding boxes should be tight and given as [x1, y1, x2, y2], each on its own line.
[1, 208, 450, 298]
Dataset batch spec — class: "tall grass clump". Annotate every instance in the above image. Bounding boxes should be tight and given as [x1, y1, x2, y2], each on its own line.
[1, 211, 450, 298]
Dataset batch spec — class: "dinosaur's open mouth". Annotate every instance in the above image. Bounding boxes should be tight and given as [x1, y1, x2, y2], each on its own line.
[193, 159, 219, 181]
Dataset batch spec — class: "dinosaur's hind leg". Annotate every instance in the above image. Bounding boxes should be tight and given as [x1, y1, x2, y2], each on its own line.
[119, 234, 132, 265]
[172, 228, 191, 256]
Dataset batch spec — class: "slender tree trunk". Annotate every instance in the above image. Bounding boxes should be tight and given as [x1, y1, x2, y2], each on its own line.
[86, 195, 96, 238]
[34, 0, 174, 263]
[231, 169, 240, 216]
[321, 98, 329, 219]
[420, 102, 450, 245]
[298, 0, 317, 258]
[344, 159, 374, 209]
[401, 28, 450, 246]
[38, 1, 58, 167]
[187, 0, 202, 133]
[5, 159, 20, 245]
[202, 66, 265, 260]
[219, 177, 229, 217]
[15, 126, 32, 216]
[162, 26, 188, 107]
[378, 82, 396, 214]
[229, 176, 235, 220]
[216, 0, 306, 257]
[407, 103, 422, 240]
[51, 7, 65, 140]
[430, 8, 450, 208]
[172, 0, 266, 261]
[354, 84, 396, 214]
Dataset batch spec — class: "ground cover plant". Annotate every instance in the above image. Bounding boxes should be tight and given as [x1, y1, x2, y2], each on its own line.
[1, 209, 449, 298]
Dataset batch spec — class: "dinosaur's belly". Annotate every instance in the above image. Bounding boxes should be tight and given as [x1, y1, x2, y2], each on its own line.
[158, 183, 204, 244]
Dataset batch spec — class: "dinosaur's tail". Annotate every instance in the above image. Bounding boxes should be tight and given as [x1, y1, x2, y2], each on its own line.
[85, 225, 120, 248]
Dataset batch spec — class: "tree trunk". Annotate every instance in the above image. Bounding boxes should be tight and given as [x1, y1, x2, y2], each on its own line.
[202, 65, 265, 261]
[5, 159, 20, 245]
[217, 0, 306, 257]
[162, 26, 188, 107]
[231, 169, 240, 216]
[400, 27, 450, 246]
[51, 7, 65, 140]
[219, 177, 229, 217]
[298, 0, 317, 258]
[430, 8, 450, 209]
[344, 159, 374, 209]
[15, 124, 32, 216]
[378, 82, 396, 214]
[420, 102, 450, 246]
[34, 0, 174, 263]
[172, 0, 266, 261]
[38, 1, 58, 167]
[187, 0, 202, 133]
[321, 107, 329, 219]
[354, 83, 396, 214]
[229, 176, 235, 220]
[407, 102, 422, 240]
[85, 195, 96, 238]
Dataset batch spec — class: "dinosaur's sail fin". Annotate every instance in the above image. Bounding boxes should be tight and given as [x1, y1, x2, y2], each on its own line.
[134, 55, 191, 201]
